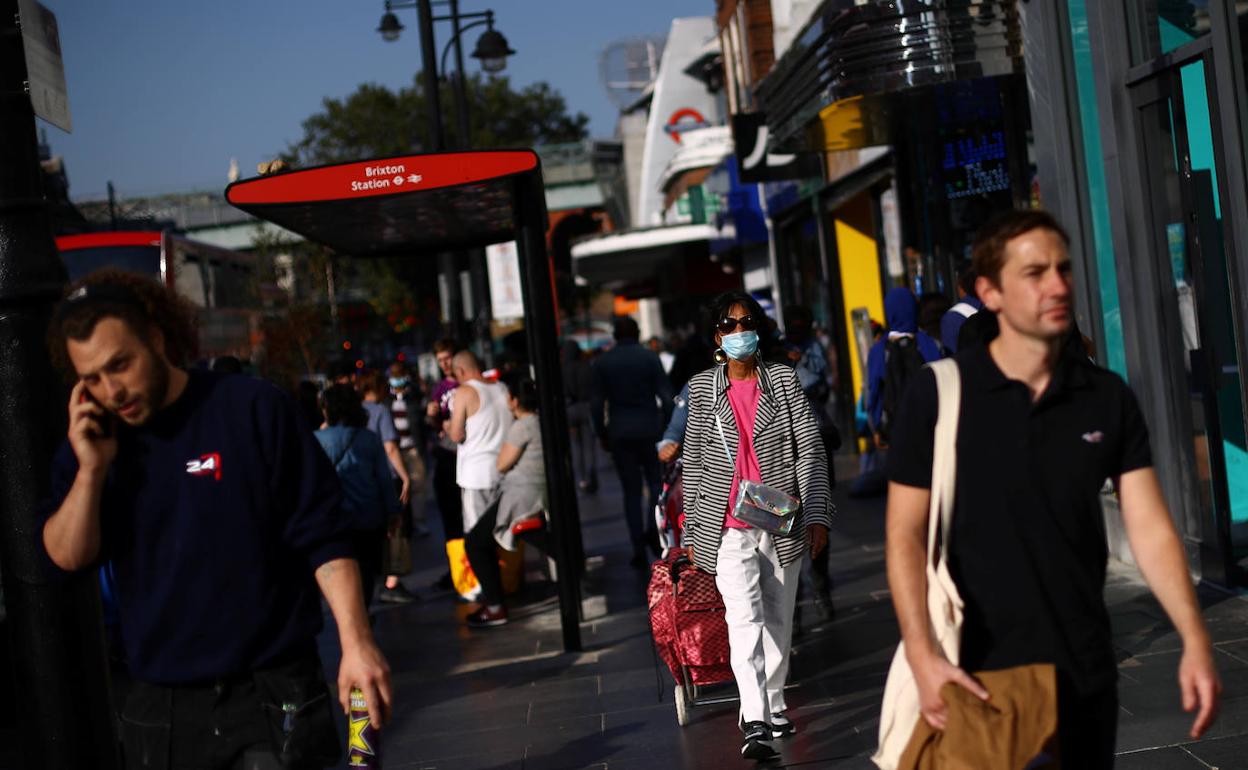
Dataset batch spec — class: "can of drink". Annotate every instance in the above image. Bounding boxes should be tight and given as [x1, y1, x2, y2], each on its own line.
[347, 687, 381, 768]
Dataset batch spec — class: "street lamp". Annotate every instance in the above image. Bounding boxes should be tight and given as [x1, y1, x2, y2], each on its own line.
[378, 3, 514, 83]
[376, 0, 512, 362]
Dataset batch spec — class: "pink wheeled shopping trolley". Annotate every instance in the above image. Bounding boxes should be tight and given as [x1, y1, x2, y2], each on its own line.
[647, 545, 737, 726]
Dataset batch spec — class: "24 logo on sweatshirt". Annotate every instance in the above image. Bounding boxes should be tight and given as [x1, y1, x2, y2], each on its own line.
[186, 453, 222, 480]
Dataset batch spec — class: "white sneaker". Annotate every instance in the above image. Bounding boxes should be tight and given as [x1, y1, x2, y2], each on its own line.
[771, 712, 795, 738]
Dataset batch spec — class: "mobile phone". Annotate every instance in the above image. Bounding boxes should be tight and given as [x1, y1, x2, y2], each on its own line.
[78, 387, 115, 439]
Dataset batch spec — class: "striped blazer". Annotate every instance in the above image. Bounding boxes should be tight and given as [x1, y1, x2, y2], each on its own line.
[682, 362, 834, 573]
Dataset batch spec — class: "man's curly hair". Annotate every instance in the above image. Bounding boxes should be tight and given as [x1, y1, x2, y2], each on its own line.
[48, 268, 199, 377]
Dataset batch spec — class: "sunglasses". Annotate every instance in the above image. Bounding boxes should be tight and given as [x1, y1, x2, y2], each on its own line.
[717, 314, 759, 335]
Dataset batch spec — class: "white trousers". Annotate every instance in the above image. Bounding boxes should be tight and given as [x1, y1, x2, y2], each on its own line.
[714, 527, 801, 725]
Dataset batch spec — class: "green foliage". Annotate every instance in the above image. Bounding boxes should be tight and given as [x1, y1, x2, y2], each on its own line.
[247, 225, 335, 386]
[285, 73, 589, 166]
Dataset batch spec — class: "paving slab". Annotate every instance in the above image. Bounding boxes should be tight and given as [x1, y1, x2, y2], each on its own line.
[306, 453, 1248, 769]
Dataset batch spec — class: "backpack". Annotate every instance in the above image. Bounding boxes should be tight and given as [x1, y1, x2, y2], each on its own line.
[879, 335, 926, 441]
[326, 429, 386, 531]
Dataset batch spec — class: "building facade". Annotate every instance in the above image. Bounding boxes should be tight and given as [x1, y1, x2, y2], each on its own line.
[717, 0, 1248, 585]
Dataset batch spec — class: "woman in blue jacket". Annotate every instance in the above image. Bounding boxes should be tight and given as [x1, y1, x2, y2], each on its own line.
[315, 384, 400, 607]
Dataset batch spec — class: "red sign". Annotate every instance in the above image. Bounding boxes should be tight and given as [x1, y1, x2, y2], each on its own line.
[55, 231, 162, 251]
[225, 151, 539, 205]
[664, 108, 709, 144]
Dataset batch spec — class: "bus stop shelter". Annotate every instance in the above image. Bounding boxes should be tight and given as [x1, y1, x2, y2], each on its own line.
[225, 150, 585, 651]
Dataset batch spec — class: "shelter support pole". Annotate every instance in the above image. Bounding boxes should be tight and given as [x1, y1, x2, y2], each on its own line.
[0, 2, 118, 765]
[513, 174, 583, 652]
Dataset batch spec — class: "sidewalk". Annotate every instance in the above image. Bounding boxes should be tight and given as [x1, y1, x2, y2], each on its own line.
[322, 455, 1248, 769]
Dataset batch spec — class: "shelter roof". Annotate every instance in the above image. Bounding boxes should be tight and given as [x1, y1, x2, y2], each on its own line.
[224, 151, 539, 257]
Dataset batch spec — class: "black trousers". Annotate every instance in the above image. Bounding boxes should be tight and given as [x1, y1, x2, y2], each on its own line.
[119, 652, 338, 770]
[353, 527, 384, 606]
[432, 447, 463, 541]
[464, 503, 505, 606]
[1056, 674, 1118, 769]
[608, 438, 661, 557]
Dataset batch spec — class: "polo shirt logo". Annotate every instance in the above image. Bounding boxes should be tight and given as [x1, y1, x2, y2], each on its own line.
[186, 453, 222, 480]
[1081, 431, 1105, 444]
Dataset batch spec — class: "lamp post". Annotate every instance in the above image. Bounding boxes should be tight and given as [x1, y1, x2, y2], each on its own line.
[0, 1, 119, 765]
[378, 1, 514, 360]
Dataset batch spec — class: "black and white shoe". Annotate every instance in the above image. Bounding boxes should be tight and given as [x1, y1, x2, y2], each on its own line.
[770, 712, 796, 738]
[741, 721, 779, 761]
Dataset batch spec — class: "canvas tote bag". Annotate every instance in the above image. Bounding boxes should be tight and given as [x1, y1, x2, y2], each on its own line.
[872, 359, 964, 770]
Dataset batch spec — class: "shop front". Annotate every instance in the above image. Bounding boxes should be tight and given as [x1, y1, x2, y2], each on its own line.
[753, 0, 1030, 436]
[1024, 1, 1248, 585]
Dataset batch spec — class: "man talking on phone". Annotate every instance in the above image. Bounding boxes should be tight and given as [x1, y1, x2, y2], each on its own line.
[41, 269, 391, 769]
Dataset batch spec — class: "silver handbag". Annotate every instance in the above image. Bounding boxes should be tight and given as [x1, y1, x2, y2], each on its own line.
[716, 413, 801, 536]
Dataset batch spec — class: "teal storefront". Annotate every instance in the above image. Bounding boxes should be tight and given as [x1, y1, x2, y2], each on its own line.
[1025, 1, 1248, 586]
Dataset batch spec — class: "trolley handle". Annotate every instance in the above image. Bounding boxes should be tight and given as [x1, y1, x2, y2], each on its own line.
[670, 553, 692, 585]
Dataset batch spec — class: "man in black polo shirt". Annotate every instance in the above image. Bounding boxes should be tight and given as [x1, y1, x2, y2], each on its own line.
[885, 210, 1220, 765]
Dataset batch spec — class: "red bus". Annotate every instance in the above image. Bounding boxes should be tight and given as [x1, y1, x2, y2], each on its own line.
[54, 231, 259, 360]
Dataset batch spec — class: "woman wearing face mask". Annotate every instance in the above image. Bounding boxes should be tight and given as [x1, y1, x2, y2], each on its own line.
[681, 291, 833, 762]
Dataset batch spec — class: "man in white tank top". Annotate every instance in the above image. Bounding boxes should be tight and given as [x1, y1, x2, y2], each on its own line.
[446, 351, 513, 533]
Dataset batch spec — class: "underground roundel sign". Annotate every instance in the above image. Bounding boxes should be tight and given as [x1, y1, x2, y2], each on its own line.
[664, 108, 710, 144]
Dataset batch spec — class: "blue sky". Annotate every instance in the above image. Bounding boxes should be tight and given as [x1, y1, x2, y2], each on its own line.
[39, 0, 712, 201]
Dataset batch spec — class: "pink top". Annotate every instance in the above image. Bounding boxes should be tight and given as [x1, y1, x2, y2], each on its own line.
[724, 377, 762, 529]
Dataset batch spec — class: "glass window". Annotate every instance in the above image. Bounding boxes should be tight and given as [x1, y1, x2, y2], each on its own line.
[1127, 0, 1213, 64]
[60, 245, 161, 282]
[1069, 0, 1128, 375]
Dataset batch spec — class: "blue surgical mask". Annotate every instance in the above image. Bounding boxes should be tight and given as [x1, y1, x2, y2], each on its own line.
[721, 331, 759, 360]
[389, 377, 409, 390]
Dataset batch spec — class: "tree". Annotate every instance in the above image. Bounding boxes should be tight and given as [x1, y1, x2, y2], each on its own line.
[285, 74, 589, 165]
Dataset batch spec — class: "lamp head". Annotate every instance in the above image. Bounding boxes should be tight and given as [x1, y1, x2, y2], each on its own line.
[472, 28, 515, 73]
[377, 12, 403, 42]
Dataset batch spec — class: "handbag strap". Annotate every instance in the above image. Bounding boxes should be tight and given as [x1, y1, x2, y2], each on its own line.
[714, 412, 735, 466]
[926, 359, 961, 567]
[714, 370, 801, 473]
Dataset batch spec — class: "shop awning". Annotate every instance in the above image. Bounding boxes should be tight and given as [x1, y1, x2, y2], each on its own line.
[224, 151, 539, 258]
[659, 125, 734, 211]
[571, 222, 730, 259]
[571, 222, 733, 286]
[756, 0, 1023, 150]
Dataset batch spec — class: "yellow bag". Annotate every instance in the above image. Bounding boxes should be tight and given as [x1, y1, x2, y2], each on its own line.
[445, 539, 479, 598]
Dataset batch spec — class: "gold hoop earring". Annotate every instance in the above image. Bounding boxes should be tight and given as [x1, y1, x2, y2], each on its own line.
[713, 348, 728, 365]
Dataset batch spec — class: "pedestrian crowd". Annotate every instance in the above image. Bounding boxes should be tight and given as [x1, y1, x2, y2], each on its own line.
[33, 207, 1224, 768]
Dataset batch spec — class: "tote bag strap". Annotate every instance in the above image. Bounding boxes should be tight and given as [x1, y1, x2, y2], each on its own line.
[926, 360, 961, 570]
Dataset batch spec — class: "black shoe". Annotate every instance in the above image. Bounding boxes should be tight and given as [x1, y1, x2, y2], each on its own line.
[741, 721, 779, 761]
[814, 594, 835, 622]
[378, 584, 419, 604]
[770, 712, 796, 738]
[466, 604, 509, 628]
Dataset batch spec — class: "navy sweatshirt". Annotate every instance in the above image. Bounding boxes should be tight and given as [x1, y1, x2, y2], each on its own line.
[42, 371, 354, 685]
